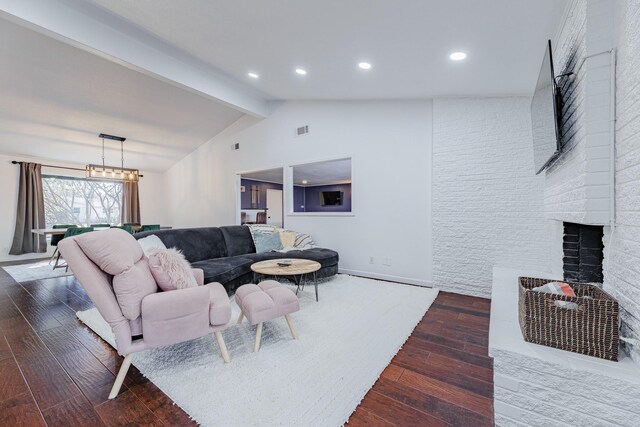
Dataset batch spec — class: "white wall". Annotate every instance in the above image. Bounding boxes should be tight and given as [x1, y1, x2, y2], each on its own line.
[605, 0, 640, 364]
[432, 97, 560, 298]
[0, 153, 167, 262]
[165, 100, 433, 285]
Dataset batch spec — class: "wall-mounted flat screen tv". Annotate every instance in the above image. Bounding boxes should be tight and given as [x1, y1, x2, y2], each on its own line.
[320, 191, 343, 206]
[531, 40, 562, 175]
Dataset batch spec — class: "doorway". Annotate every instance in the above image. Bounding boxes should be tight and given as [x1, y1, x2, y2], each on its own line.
[238, 167, 284, 227]
[266, 189, 283, 227]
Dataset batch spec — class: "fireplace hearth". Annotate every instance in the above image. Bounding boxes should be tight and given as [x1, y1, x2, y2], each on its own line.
[563, 222, 604, 283]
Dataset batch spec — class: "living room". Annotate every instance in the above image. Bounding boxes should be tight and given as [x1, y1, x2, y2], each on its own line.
[1, 1, 639, 426]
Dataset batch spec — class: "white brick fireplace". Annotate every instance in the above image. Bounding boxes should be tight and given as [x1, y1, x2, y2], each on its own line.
[543, 0, 640, 365]
[491, 1, 640, 424]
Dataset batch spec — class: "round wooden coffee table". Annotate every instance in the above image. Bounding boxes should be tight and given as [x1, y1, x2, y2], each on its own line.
[251, 259, 322, 301]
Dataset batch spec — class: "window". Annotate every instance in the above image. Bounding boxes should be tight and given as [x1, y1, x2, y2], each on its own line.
[42, 175, 123, 227]
[290, 158, 352, 213]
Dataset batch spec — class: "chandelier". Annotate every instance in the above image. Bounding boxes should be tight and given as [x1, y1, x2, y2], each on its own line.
[86, 133, 140, 182]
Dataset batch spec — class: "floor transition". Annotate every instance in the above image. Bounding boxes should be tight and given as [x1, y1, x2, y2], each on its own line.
[0, 267, 493, 426]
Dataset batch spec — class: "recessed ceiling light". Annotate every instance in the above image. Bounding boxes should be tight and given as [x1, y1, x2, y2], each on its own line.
[449, 52, 467, 61]
[295, 68, 307, 75]
[358, 62, 372, 70]
[247, 72, 259, 79]
[302, 180, 308, 184]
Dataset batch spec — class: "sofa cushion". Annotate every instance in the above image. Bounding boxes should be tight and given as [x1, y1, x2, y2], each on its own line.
[113, 258, 158, 320]
[245, 248, 339, 268]
[135, 228, 228, 263]
[219, 226, 256, 256]
[75, 229, 158, 320]
[76, 228, 143, 275]
[191, 256, 255, 285]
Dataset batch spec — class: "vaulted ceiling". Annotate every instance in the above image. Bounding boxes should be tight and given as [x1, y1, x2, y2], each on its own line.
[0, 0, 568, 171]
[0, 18, 244, 172]
[87, 0, 567, 99]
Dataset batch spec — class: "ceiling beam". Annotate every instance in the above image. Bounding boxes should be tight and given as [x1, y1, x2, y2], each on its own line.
[0, 0, 270, 118]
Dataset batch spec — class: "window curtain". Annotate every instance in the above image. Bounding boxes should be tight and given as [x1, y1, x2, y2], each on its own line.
[121, 181, 141, 224]
[9, 162, 46, 254]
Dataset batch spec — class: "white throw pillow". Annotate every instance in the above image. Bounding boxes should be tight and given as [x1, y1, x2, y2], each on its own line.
[294, 232, 317, 249]
[137, 234, 167, 257]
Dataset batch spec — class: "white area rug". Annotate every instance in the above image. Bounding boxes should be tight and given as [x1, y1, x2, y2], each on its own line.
[2, 260, 72, 282]
[77, 274, 438, 426]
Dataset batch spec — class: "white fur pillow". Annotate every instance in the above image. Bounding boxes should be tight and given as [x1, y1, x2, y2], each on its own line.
[147, 247, 197, 291]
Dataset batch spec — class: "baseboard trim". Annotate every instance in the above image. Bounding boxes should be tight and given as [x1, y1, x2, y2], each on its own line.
[338, 268, 433, 288]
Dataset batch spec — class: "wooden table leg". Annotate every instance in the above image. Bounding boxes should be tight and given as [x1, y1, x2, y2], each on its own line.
[254, 323, 263, 352]
[285, 314, 298, 339]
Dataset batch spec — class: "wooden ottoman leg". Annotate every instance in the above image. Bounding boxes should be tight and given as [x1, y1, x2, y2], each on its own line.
[214, 331, 231, 363]
[285, 314, 298, 339]
[237, 311, 244, 324]
[254, 323, 263, 352]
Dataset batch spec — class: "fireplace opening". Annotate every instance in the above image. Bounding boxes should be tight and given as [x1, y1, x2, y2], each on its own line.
[563, 222, 604, 283]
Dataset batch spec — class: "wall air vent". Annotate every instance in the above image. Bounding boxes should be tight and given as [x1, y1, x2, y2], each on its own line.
[230, 142, 240, 150]
[296, 125, 309, 136]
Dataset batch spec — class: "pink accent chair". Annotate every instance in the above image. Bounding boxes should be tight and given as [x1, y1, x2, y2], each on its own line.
[59, 228, 232, 399]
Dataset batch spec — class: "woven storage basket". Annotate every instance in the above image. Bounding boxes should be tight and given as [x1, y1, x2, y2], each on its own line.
[518, 277, 619, 361]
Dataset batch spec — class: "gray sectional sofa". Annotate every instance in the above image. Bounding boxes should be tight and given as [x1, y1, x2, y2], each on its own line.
[135, 225, 339, 292]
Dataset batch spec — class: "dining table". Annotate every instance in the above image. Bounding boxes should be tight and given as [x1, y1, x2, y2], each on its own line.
[31, 226, 172, 236]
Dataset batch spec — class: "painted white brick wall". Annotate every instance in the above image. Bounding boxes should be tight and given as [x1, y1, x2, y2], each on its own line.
[493, 349, 640, 427]
[544, 0, 640, 365]
[604, 0, 640, 364]
[432, 98, 560, 298]
[544, 0, 613, 225]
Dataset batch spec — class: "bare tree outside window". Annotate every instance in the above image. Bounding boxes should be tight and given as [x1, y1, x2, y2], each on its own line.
[42, 175, 123, 226]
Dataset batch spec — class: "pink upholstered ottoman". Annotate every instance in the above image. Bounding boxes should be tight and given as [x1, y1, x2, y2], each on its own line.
[235, 280, 300, 352]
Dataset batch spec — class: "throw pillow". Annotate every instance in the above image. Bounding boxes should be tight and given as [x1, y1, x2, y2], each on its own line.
[294, 232, 317, 249]
[279, 230, 297, 248]
[249, 224, 277, 235]
[254, 231, 283, 253]
[147, 247, 198, 291]
[137, 234, 167, 257]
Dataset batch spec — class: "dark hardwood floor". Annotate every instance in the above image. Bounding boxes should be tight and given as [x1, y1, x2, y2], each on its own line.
[0, 267, 493, 426]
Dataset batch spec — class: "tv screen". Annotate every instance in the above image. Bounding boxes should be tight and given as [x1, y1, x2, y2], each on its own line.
[531, 40, 561, 175]
[320, 191, 343, 206]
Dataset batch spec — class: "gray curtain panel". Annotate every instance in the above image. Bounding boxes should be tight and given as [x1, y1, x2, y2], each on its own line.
[121, 180, 141, 224]
[9, 162, 46, 254]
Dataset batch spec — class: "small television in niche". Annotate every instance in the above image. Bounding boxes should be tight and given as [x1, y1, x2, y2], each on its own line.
[531, 39, 562, 175]
[320, 191, 343, 206]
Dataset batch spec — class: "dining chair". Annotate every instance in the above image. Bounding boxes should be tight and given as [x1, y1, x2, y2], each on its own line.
[53, 227, 94, 271]
[138, 224, 160, 233]
[49, 224, 77, 265]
